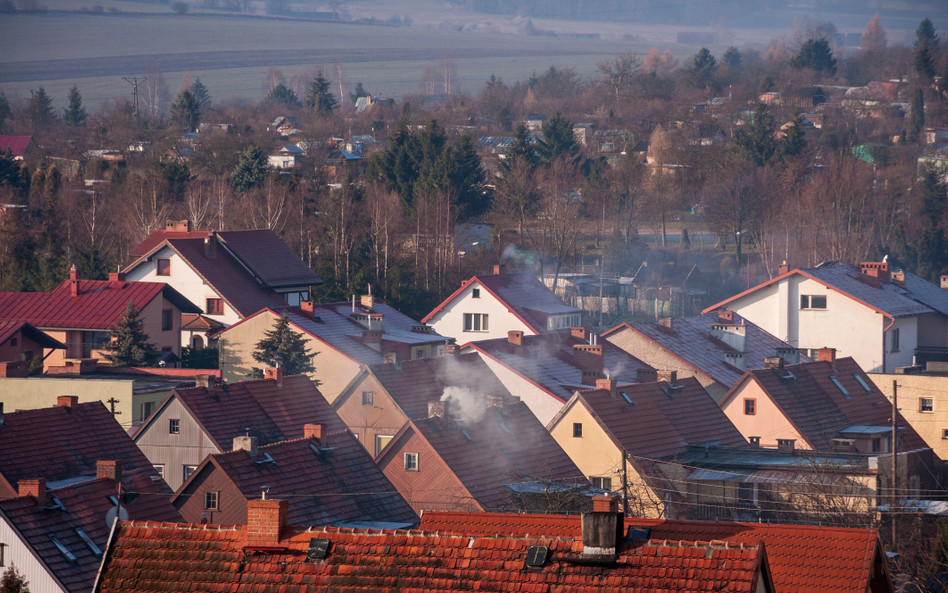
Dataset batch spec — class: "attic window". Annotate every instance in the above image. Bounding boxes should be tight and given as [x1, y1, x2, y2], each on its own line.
[829, 376, 851, 398]
[49, 535, 77, 562]
[620, 392, 634, 405]
[472, 288, 480, 298]
[156, 258, 171, 276]
[48, 497, 66, 512]
[404, 452, 419, 471]
[853, 373, 873, 394]
[499, 422, 510, 434]
[108, 495, 119, 506]
[255, 452, 276, 465]
[75, 528, 102, 556]
[525, 546, 549, 567]
[307, 538, 330, 562]
[572, 423, 583, 438]
[309, 443, 322, 457]
[461, 429, 474, 443]
[781, 371, 796, 380]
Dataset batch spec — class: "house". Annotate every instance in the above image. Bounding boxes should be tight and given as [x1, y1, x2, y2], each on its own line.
[0, 135, 38, 161]
[343, 134, 378, 156]
[93, 496, 776, 593]
[0, 469, 181, 593]
[0, 397, 177, 501]
[593, 129, 630, 155]
[171, 426, 417, 527]
[704, 261, 948, 373]
[547, 374, 748, 518]
[423, 264, 584, 340]
[267, 116, 301, 136]
[353, 94, 394, 113]
[214, 297, 452, 398]
[419, 511, 894, 593]
[267, 144, 303, 169]
[123, 222, 323, 345]
[332, 350, 511, 456]
[133, 370, 343, 491]
[719, 353, 928, 454]
[0, 320, 66, 373]
[870, 373, 948, 461]
[0, 268, 200, 369]
[376, 395, 588, 514]
[603, 311, 810, 402]
[462, 326, 651, 425]
[316, 148, 362, 180]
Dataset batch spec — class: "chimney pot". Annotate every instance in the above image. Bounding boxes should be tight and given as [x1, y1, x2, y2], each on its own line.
[264, 367, 284, 387]
[778, 261, 790, 275]
[570, 326, 588, 341]
[70, 265, 79, 296]
[233, 435, 258, 457]
[636, 368, 658, 383]
[246, 498, 289, 545]
[581, 496, 623, 559]
[304, 424, 322, 439]
[717, 310, 735, 324]
[108, 271, 126, 283]
[591, 494, 620, 513]
[657, 370, 677, 384]
[657, 317, 673, 335]
[486, 394, 506, 409]
[493, 264, 506, 276]
[817, 347, 837, 362]
[428, 401, 446, 419]
[96, 460, 122, 482]
[18, 478, 46, 504]
[507, 330, 523, 346]
[596, 378, 618, 397]
[749, 436, 760, 447]
[777, 438, 796, 454]
[57, 395, 79, 409]
[300, 301, 316, 316]
[941, 275, 948, 290]
[195, 374, 215, 392]
[764, 356, 784, 370]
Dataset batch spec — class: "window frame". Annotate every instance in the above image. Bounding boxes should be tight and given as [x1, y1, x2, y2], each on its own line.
[591, 476, 612, 490]
[154, 464, 165, 480]
[362, 391, 374, 406]
[161, 309, 173, 332]
[743, 398, 756, 416]
[141, 401, 154, 421]
[156, 258, 171, 276]
[920, 398, 934, 413]
[800, 294, 827, 310]
[891, 328, 900, 353]
[404, 452, 419, 471]
[572, 422, 583, 438]
[205, 298, 224, 316]
[169, 419, 180, 434]
[183, 465, 197, 482]
[204, 491, 219, 510]
[463, 313, 488, 332]
[375, 435, 394, 456]
[472, 288, 480, 299]
[942, 429, 948, 440]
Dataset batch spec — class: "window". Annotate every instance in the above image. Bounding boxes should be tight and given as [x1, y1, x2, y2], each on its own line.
[891, 328, 900, 353]
[76, 528, 102, 556]
[169, 419, 180, 434]
[744, 399, 756, 415]
[591, 477, 612, 490]
[362, 391, 374, 406]
[872, 438, 881, 452]
[921, 398, 934, 413]
[404, 452, 419, 471]
[472, 288, 480, 298]
[375, 435, 394, 456]
[572, 422, 583, 438]
[161, 309, 173, 331]
[82, 330, 111, 358]
[942, 429, 948, 440]
[183, 465, 197, 481]
[853, 373, 873, 394]
[206, 298, 224, 316]
[156, 258, 171, 276]
[0, 542, 4, 566]
[800, 295, 827, 309]
[141, 401, 154, 421]
[829, 376, 851, 398]
[49, 535, 77, 562]
[204, 491, 219, 510]
[463, 313, 488, 332]
[9, 337, 16, 347]
[413, 348, 426, 360]
[154, 464, 164, 480]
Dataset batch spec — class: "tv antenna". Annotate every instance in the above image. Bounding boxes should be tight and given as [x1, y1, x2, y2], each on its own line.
[123, 77, 146, 118]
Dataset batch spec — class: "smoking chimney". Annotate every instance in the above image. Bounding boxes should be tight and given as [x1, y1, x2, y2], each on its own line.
[493, 264, 506, 276]
[204, 232, 217, 259]
[596, 377, 617, 397]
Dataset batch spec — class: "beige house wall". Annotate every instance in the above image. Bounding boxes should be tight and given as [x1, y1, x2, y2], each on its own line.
[870, 373, 948, 461]
[720, 380, 810, 449]
[334, 374, 409, 456]
[218, 310, 360, 403]
[605, 326, 726, 401]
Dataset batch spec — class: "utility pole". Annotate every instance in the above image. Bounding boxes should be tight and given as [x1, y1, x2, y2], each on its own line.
[891, 379, 898, 549]
[106, 397, 122, 417]
[123, 77, 145, 119]
[621, 448, 629, 516]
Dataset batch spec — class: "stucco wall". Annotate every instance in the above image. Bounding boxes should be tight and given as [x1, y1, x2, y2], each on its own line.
[428, 281, 535, 341]
[720, 380, 810, 449]
[334, 374, 408, 457]
[870, 373, 948, 461]
[0, 377, 142, 430]
[473, 353, 565, 426]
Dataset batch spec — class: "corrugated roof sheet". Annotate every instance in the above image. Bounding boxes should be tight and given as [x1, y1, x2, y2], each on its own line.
[0, 319, 66, 349]
[215, 230, 322, 289]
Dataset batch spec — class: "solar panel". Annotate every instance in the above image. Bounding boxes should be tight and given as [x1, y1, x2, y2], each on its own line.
[525, 545, 548, 567]
[307, 538, 330, 562]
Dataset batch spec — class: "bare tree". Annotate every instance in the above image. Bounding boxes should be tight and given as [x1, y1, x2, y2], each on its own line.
[440, 54, 456, 95]
[644, 126, 683, 247]
[598, 52, 641, 101]
[364, 183, 402, 287]
[247, 175, 290, 232]
[419, 65, 438, 96]
[532, 157, 585, 289]
[185, 179, 213, 230]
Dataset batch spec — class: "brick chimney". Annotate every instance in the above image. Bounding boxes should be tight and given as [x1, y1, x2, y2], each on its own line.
[204, 232, 217, 259]
[166, 220, 191, 232]
[778, 261, 790, 275]
[571, 326, 588, 341]
[57, 395, 79, 409]
[942, 275, 948, 290]
[195, 374, 215, 392]
[428, 401, 446, 418]
[764, 356, 784, 370]
[360, 294, 375, 310]
[304, 424, 322, 439]
[96, 460, 122, 482]
[486, 394, 506, 410]
[264, 367, 284, 387]
[233, 435, 258, 457]
[582, 494, 623, 559]
[361, 330, 383, 351]
[636, 368, 658, 383]
[108, 271, 126, 282]
[300, 301, 317, 317]
[440, 343, 460, 357]
[656, 317, 673, 335]
[891, 270, 905, 288]
[777, 438, 796, 454]
[592, 494, 620, 513]
[817, 347, 837, 362]
[718, 310, 735, 324]
[0, 361, 29, 378]
[596, 378, 617, 397]
[246, 498, 289, 546]
[573, 344, 604, 382]
[70, 265, 79, 297]
[18, 478, 46, 503]
[508, 330, 523, 346]
[493, 264, 506, 276]
[657, 370, 677, 384]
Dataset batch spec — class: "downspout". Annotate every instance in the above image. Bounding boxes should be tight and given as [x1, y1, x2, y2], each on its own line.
[882, 316, 894, 373]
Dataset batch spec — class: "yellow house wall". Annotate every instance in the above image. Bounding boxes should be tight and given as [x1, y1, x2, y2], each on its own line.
[871, 373, 948, 461]
[334, 374, 409, 456]
[0, 377, 136, 429]
[720, 380, 810, 449]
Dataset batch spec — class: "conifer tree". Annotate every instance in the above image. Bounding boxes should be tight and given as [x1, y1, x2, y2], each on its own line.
[306, 73, 337, 117]
[189, 78, 212, 111]
[349, 81, 368, 104]
[250, 313, 316, 377]
[0, 92, 9, 133]
[264, 84, 301, 109]
[735, 103, 777, 167]
[169, 88, 201, 132]
[537, 111, 579, 166]
[915, 38, 936, 79]
[448, 132, 486, 219]
[722, 47, 742, 68]
[27, 87, 55, 129]
[909, 89, 925, 142]
[63, 85, 87, 127]
[0, 564, 31, 593]
[231, 145, 267, 193]
[102, 300, 159, 367]
[781, 114, 807, 159]
[790, 39, 837, 75]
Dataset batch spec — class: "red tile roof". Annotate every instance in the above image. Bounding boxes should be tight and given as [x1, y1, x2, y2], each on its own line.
[96, 519, 769, 593]
[174, 434, 417, 527]
[422, 271, 581, 333]
[0, 135, 34, 157]
[726, 357, 927, 451]
[0, 279, 199, 330]
[418, 513, 890, 593]
[380, 401, 587, 511]
[604, 312, 812, 388]
[552, 377, 748, 460]
[0, 319, 66, 349]
[467, 331, 652, 404]
[0, 401, 176, 499]
[180, 313, 224, 331]
[0, 473, 181, 593]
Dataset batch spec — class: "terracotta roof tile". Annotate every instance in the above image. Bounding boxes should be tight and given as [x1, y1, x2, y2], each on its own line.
[180, 313, 224, 331]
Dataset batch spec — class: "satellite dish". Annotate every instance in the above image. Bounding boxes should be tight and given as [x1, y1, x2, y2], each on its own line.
[105, 505, 129, 527]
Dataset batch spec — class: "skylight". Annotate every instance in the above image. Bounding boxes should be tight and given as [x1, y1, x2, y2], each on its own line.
[48, 497, 66, 512]
[461, 429, 474, 443]
[620, 392, 634, 405]
[76, 528, 102, 556]
[255, 452, 276, 465]
[829, 376, 851, 398]
[499, 423, 510, 434]
[49, 535, 77, 562]
[852, 373, 873, 394]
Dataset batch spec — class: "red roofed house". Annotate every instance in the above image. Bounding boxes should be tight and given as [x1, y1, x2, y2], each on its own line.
[375, 394, 588, 515]
[0, 320, 66, 376]
[214, 295, 452, 400]
[0, 135, 38, 161]
[332, 350, 511, 457]
[133, 370, 347, 491]
[122, 222, 323, 348]
[171, 427, 417, 528]
[94, 495, 776, 593]
[603, 310, 811, 402]
[0, 268, 200, 370]
[422, 264, 584, 340]
[704, 261, 948, 373]
[418, 511, 893, 593]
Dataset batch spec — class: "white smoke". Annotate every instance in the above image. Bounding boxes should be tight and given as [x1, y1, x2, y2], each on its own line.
[501, 244, 521, 261]
[441, 385, 487, 423]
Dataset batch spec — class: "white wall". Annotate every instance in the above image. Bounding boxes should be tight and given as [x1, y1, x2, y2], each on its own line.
[474, 353, 566, 426]
[0, 517, 65, 593]
[428, 281, 535, 341]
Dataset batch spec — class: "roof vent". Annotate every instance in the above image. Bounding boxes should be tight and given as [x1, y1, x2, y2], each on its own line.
[255, 452, 276, 465]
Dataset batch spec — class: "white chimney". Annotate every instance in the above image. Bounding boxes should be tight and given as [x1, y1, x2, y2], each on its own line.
[710, 323, 747, 353]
